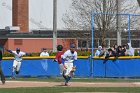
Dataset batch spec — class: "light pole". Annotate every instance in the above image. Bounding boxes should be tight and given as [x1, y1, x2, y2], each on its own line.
[116, 0, 121, 46]
[53, 0, 57, 52]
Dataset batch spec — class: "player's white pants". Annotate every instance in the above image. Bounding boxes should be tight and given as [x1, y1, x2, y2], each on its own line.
[13, 60, 21, 72]
[59, 63, 64, 75]
[64, 62, 73, 76]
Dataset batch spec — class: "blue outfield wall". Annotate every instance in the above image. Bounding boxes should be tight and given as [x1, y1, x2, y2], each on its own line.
[2, 58, 91, 77]
[2, 57, 140, 77]
[92, 58, 140, 77]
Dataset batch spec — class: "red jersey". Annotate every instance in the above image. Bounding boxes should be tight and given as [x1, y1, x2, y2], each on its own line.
[55, 51, 64, 64]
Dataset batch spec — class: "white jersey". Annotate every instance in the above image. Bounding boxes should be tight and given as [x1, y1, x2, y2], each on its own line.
[126, 43, 134, 56]
[62, 50, 77, 63]
[40, 52, 49, 57]
[11, 51, 26, 62]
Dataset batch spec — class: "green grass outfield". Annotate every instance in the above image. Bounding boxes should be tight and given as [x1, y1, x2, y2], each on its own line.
[0, 87, 140, 93]
[1, 77, 140, 93]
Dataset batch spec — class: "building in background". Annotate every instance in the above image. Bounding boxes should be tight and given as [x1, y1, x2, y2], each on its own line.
[0, 0, 73, 52]
[12, 0, 29, 32]
[0, 0, 72, 30]
[0, 29, 79, 53]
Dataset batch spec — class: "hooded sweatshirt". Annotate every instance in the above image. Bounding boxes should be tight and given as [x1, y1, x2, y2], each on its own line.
[126, 43, 134, 56]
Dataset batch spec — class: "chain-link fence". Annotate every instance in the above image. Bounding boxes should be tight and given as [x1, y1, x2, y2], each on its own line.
[91, 13, 140, 52]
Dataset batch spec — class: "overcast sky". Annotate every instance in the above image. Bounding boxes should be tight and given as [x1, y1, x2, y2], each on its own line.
[0, 0, 139, 31]
[0, 0, 72, 30]
[0, 0, 12, 29]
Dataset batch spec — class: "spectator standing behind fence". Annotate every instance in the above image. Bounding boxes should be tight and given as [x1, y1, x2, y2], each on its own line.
[99, 46, 108, 57]
[0, 50, 5, 84]
[121, 45, 127, 56]
[113, 44, 118, 52]
[125, 43, 134, 56]
[40, 48, 49, 57]
[95, 46, 102, 56]
[117, 46, 125, 56]
[105, 48, 117, 59]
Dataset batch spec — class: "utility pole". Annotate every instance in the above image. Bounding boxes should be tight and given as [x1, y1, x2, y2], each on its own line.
[116, 0, 121, 46]
[102, 0, 106, 46]
[137, 0, 140, 6]
[53, 0, 57, 52]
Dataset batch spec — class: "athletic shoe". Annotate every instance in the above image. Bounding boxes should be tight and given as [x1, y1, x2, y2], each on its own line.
[64, 82, 69, 86]
[10, 76, 16, 80]
[2, 80, 5, 84]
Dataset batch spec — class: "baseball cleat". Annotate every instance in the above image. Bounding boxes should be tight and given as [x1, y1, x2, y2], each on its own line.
[2, 80, 5, 84]
[64, 83, 68, 86]
[10, 76, 16, 80]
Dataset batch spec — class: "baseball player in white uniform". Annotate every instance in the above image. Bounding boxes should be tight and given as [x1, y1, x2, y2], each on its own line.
[7, 48, 28, 79]
[62, 44, 77, 86]
[40, 48, 49, 57]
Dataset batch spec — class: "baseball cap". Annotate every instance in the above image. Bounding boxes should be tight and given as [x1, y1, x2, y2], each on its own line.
[42, 48, 47, 50]
[98, 46, 102, 49]
[16, 48, 20, 51]
[70, 44, 76, 48]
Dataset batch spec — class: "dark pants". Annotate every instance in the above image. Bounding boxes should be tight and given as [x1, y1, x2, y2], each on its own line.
[0, 62, 5, 82]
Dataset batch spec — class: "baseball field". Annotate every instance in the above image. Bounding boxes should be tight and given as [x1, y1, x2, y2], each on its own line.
[0, 77, 140, 93]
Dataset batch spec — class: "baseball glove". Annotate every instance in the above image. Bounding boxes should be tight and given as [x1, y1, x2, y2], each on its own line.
[70, 66, 76, 77]
[71, 66, 76, 72]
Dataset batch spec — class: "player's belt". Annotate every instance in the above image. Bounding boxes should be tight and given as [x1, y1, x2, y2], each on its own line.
[15, 60, 21, 62]
[65, 61, 73, 63]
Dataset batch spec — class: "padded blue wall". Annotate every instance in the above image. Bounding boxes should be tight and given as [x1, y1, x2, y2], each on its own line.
[2, 58, 140, 77]
[2, 59, 91, 77]
[92, 58, 140, 77]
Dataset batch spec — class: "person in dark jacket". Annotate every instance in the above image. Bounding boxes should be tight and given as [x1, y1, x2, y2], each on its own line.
[0, 50, 5, 84]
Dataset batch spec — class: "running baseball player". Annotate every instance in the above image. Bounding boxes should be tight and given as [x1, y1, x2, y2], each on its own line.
[6, 48, 28, 79]
[62, 44, 77, 86]
[54, 45, 64, 75]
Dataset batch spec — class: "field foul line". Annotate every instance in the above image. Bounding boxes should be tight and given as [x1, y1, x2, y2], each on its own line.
[6, 81, 50, 83]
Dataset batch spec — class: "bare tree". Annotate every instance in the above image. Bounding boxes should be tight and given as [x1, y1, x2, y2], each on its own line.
[62, 0, 140, 47]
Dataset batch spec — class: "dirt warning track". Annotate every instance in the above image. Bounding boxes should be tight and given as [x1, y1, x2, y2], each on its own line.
[0, 81, 140, 88]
